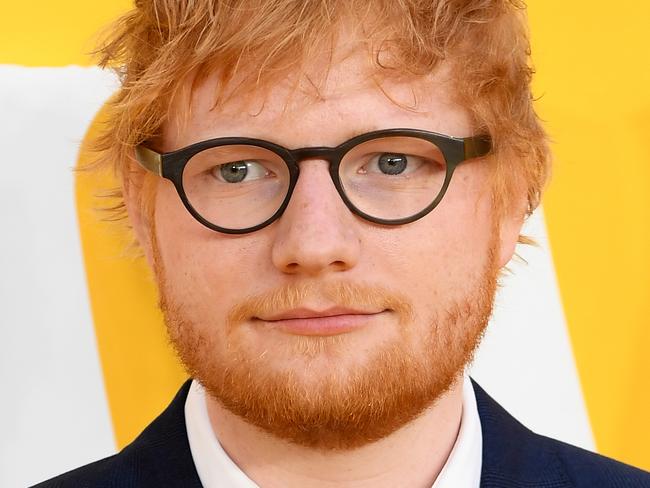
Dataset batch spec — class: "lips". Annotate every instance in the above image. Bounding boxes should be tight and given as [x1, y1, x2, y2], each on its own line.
[261, 307, 377, 321]
[255, 307, 387, 336]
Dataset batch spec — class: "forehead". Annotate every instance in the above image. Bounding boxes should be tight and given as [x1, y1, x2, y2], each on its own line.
[163, 50, 471, 150]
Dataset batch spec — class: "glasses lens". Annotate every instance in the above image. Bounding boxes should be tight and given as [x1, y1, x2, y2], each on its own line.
[182, 145, 290, 230]
[339, 136, 448, 220]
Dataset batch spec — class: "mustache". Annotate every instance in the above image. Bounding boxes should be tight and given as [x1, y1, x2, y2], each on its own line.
[227, 281, 415, 327]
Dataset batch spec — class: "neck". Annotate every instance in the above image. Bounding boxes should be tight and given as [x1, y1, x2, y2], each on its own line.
[205, 376, 465, 488]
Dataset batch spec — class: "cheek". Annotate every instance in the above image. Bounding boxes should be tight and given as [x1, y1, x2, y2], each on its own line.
[436, 165, 496, 256]
[153, 180, 269, 320]
[368, 168, 495, 307]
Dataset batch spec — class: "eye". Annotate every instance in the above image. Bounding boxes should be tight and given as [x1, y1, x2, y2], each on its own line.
[211, 160, 272, 183]
[361, 153, 424, 176]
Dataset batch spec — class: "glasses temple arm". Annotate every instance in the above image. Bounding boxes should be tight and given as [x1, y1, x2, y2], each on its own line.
[134, 145, 163, 176]
[463, 136, 492, 160]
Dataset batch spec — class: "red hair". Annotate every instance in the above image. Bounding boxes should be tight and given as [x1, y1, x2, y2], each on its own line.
[89, 0, 550, 231]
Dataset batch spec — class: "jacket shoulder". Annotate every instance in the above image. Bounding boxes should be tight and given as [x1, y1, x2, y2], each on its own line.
[541, 434, 650, 488]
[31, 380, 202, 488]
[472, 379, 650, 488]
[31, 452, 134, 488]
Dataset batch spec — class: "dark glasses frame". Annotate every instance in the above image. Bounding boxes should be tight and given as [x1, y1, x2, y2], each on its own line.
[135, 128, 491, 234]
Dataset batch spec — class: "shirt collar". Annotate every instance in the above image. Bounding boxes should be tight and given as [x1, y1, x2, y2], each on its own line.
[432, 374, 483, 488]
[185, 375, 482, 488]
[185, 380, 258, 487]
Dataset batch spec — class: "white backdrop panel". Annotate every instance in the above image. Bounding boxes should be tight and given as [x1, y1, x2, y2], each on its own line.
[0, 66, 117, 488]
[472, 209, 595, 451]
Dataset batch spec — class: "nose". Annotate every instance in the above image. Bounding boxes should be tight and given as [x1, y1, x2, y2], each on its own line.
[271, 160, 361, 276]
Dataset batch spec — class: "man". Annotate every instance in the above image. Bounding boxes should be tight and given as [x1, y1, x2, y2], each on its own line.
[36, 0, 650, 487]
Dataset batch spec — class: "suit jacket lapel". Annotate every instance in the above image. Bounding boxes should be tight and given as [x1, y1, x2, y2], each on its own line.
[123, 379, 202, 487]
[472, 380, 573, 488]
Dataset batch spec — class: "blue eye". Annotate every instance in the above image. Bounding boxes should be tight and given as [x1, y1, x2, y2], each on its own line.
[360, 153, 426, 176]
[212, 160, 270, 183]
[377, 153, 408, 175]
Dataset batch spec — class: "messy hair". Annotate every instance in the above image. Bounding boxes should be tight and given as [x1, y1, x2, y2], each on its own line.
[90, 0, 550, 235]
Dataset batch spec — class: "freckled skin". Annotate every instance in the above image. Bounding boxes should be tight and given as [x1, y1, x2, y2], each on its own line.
[125, 49, 525, 485]
[147, 57, 513, 378]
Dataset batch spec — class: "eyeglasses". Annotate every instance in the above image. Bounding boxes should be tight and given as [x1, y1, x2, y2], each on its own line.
[134, 128, 491, 234]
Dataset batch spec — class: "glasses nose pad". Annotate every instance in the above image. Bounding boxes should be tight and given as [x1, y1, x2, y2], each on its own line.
[282, 154, 352, 216]
[287, 148, 376, 225]
[286, 147, 344, 195]
[270, 161, 362, 275]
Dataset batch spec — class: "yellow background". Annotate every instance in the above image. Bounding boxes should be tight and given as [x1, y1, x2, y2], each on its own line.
[2, 0, 648, 470]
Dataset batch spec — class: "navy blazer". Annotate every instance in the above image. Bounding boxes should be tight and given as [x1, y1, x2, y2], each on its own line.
[34, 379, 650, 487]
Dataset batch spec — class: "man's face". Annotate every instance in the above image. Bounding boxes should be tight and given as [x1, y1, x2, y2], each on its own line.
[143, 52, 518, 450]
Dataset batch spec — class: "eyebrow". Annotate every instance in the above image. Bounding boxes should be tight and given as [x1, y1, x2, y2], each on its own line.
[279, 126, 383, 149]
[199, 126, 385, 149]
[175, 125, 403, 154]
[338, 126, 380, 142]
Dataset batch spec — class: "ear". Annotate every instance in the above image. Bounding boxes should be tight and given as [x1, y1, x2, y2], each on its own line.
[123, 160, 156, 269]
[497, 196, 528, 268]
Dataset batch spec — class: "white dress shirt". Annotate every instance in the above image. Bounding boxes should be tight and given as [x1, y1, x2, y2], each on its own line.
[185, 375, 482, 488]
